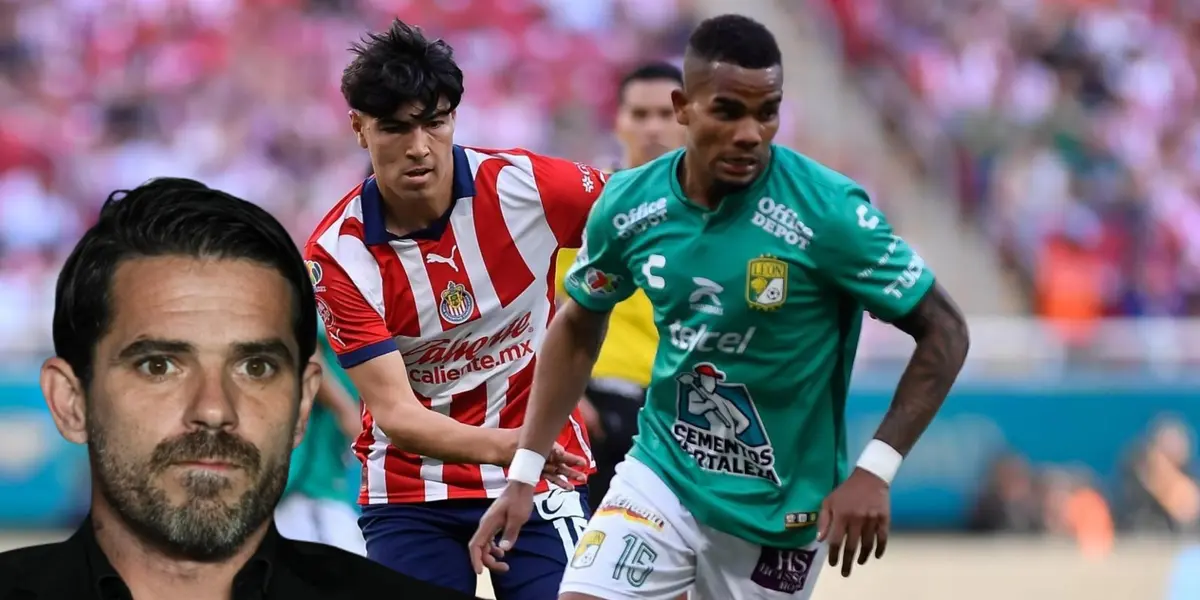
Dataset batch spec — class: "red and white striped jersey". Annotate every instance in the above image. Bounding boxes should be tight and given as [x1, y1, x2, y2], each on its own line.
[304, 145, 605, 505]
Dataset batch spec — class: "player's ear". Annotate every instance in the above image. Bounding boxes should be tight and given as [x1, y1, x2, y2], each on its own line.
[294, 358, 321, 449]
[671, 89, 690, 126]
[349, 111, 368, 149]
[40, 357, 89, 445]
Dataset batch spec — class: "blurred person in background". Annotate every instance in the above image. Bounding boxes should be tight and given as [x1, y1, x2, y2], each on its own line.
[305, 20, 602, 599]
[1118, 416, 1200, 534]
[274, 326, 365, 555]
[968, 453, 1044, 534]
[1039, 467, 1113, 559]
[555, 61, 686, 504]
[0, 178, 458, 600]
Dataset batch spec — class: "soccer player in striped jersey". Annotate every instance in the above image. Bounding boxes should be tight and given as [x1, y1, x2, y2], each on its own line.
[555, 62, 686, 504]
[304, 20, 603, 599]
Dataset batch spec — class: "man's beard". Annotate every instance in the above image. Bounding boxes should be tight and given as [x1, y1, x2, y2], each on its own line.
[88, 420, 290, 562]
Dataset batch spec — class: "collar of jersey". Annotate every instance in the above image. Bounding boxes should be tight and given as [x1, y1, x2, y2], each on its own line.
[362, 144, 476, 244]
[667, 145, 775, 219]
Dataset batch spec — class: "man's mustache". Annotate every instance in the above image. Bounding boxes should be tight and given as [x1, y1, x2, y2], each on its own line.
[149, 430, 261, 473]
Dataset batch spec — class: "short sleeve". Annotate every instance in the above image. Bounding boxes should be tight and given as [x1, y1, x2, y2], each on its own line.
[813, 187, 936, 321]
[526, 153, 608, 248]
[561, 195, 637, 313]
[303, 244, 398, 368]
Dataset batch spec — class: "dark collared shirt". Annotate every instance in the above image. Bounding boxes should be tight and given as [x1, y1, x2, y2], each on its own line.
[0, 515, 478, 600]
[82, 517, 275, 600]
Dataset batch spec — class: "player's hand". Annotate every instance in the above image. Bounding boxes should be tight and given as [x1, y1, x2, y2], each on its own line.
[543, 443, 588, 489]
[469, 482, 536, 574]
[817, 467, 890, 577]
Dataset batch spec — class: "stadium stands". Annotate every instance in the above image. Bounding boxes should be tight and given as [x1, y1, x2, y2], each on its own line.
[820, 0, 1200, 319]
[0, 0, 699, 355]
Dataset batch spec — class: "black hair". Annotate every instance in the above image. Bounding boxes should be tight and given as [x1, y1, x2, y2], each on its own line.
[618, 62, 683, 105]
[53, 177, 317, 388]
[341, 19, 464, 121]
[686, 14, 782, 69]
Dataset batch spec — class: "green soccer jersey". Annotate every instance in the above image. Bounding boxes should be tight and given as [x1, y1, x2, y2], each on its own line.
[563, 146, 935, 548]
[284, 331, 360, 505]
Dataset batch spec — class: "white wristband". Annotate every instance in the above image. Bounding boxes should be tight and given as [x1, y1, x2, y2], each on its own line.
[855, 440, 903, 485]
[507, 448, 546, 486]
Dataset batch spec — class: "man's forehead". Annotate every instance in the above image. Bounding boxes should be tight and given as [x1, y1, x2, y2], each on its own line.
[708, 62, 783, 92]
[622, 81, 676, 104]
[103, 256, 296, 347]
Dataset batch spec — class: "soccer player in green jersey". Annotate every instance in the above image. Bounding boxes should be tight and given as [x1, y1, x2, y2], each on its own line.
[275, 328, 366, 554]
[470, 14, 970, 600]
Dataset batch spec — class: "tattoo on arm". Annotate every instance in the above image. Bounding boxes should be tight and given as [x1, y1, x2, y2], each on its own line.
[874, 284, 970, 456]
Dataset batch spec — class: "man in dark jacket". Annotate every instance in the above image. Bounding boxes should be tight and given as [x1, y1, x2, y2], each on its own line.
[0, 178, 474, 600]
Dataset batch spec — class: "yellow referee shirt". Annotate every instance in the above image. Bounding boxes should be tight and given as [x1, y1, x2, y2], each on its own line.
[555, 248, 657, 388]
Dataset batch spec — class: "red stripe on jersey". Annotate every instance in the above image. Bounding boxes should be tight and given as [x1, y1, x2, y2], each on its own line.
[439, 383, 489, 492]
[418, 224, 482, 330]
[472, 159, 535, 307]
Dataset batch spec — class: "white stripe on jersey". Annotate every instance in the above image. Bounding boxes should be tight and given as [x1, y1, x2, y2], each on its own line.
[394, 241, 442, 339]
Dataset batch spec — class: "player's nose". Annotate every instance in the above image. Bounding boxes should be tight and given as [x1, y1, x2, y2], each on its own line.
[405, 129, 433, 160]
[731, 118, 763, 149]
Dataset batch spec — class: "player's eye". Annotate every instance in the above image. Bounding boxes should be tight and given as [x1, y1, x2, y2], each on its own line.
[135, 356, 179, 379]
[237, 357, 278, 381]
[428, 120, 446, 130]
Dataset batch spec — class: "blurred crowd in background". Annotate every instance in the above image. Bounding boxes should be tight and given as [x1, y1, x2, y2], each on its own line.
[0, 0, 711, 353]
[971, 415, 1198, 556]
[825, 0, 1200, 321]
[815, 0, 1200, 554]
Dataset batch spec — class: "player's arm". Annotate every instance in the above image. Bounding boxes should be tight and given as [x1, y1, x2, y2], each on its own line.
[519, 299, 610, 456]
[306, 247, 515, 466]
[818, 188, 970, 459]
[513, 191, 636, 468]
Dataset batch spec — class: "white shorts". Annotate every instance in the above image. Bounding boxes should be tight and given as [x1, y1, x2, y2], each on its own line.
[561, 458, 826, 600]
[275, 493, 367, 556]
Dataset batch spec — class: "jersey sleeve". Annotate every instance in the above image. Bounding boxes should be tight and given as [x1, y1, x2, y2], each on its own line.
[813, 186, 936, 321]
[561, 192, 637, 312]
[303, 244, 397, 369]
[527, 154, 608, 248]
